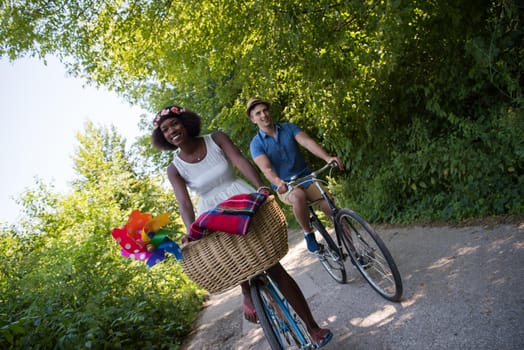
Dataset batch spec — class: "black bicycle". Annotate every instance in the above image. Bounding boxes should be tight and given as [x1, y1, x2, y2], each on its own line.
[286, 161, 403, 302]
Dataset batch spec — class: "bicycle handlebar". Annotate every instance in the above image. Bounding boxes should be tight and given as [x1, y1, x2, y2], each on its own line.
[287, 161, 339, 190]
[311, 160, 339, 177]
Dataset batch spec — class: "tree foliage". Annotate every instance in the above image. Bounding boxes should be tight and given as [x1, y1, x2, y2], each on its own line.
[1, 1, 523, 347]
[1, 0, 522, 220]
[0, 123, 205, 349]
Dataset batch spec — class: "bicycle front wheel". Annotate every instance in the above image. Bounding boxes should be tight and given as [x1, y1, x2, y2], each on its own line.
[336, 209, 403, 302]
[250, 276, 314, 349]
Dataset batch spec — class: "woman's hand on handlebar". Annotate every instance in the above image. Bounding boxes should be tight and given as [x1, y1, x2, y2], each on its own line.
[257, 186, 272, 195]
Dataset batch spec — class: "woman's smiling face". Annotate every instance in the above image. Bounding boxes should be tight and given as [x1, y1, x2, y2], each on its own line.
[160, 117, 186, 146]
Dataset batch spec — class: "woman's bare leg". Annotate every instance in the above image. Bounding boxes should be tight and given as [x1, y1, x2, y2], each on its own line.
[241, 281, 257, 323]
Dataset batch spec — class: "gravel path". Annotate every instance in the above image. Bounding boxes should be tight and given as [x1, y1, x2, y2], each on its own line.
[181, 221, 524, 350]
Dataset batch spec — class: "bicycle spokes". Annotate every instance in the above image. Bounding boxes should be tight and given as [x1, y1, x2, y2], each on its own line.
[336, 209, 403, 301]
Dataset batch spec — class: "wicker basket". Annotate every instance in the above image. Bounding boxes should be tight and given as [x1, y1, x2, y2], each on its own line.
[181, 195, 288, 294]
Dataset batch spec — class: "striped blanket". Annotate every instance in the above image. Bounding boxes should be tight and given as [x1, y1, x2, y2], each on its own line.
[187, 192, 268, 242]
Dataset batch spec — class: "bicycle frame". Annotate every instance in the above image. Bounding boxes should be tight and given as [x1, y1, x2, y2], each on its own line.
[288, 162, 347, 258]
[288, 162, 339, 216]
[265, 274, 310, 346]
[250, 273, 314, 349]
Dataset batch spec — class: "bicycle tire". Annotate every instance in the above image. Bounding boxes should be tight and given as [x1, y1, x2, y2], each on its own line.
[336, 208, 403, 302]
[311, 217, 347, 283]
[250, 277, 313, 349]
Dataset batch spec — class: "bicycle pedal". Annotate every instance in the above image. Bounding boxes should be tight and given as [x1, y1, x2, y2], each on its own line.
[350, 254, 370, 268]
[329, 249, 344, 262]
[312, 244, 326, 259]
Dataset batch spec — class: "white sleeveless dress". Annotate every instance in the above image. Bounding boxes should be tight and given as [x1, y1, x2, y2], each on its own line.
[172, 134, 255, 215]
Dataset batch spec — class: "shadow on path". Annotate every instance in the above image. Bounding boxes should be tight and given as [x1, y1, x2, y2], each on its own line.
[182, 222, 524, 350]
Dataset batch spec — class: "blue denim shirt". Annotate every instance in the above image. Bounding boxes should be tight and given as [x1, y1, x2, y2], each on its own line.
[250, 122, 312, 189]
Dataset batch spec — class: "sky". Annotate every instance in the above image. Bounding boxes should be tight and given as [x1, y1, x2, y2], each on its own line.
[0, 55, 149, 224]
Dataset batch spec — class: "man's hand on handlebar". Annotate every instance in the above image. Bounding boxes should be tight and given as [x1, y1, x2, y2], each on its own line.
[326, 156, 344, 171]
[276, 182, 288, 194]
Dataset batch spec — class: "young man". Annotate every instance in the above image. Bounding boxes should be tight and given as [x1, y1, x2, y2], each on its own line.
[247, 97, 344, 253]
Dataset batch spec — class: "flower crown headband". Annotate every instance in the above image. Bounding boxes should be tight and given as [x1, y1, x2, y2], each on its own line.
[153, 106, 186, 129]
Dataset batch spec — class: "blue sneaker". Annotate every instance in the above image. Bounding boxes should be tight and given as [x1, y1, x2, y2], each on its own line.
[304, 232, 320, 253]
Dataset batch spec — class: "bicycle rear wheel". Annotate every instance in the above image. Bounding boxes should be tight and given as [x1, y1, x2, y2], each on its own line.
[311, 217, 347, 283]
[336, 209, 403, 301]
[250, 276, 314, 349]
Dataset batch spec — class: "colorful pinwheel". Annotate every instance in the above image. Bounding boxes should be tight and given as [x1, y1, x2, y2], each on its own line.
[112, 210, 182, 267]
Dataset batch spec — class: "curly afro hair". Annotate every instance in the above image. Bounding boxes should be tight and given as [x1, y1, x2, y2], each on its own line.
[151, 106, 202, 151]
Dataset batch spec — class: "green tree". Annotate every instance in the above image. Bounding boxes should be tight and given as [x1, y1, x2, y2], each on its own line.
[1, 0, 522, 222]
[0, 123, 204, 349]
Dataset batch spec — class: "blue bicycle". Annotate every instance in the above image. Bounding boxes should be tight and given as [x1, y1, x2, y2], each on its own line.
[249, 272, 317, 349]
[181, 195, 323, 349]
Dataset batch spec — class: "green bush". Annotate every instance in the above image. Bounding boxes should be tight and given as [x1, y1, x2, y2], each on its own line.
[335, 0, 523, 223]
[0, 224, 205, 349]
[1, 125, 207, 349]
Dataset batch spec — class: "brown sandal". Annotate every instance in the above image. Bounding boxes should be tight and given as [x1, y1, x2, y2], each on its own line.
[242, 303, 258, 324]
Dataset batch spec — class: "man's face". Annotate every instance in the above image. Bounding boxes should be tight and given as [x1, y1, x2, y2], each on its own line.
[249, 103, 271, 128]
